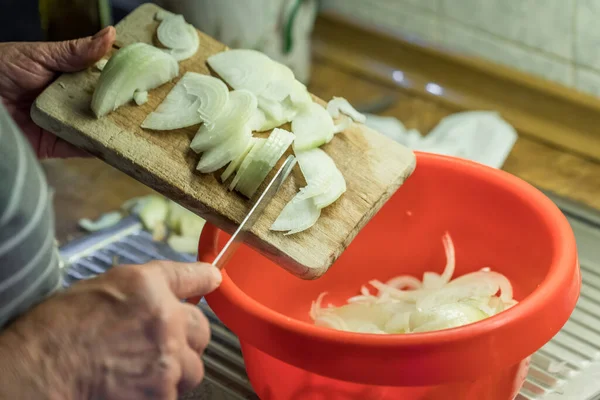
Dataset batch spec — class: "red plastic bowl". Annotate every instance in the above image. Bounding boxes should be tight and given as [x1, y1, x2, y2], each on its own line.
[195, 152, 580, 400]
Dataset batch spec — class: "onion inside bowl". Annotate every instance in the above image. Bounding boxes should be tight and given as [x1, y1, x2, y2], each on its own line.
[310, 232, 517, 334]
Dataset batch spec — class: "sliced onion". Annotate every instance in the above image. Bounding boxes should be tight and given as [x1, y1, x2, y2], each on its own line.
[229, 138, 266, 191]
[287, 80, 313, 109]
[167, 235, 198, 254]
[157, 14, 194, 50]
[166, 200, 188, 232]
[143, 72, 229, 131]
[180, 215, 205, 238]
[164, 24, 200, 61]
[183, 74, 230, 124]
[460, 296, 504, 316]
[270, 193, 321, 235]
[133, 90, 148, 105]
[221, 138, 256, 182]
[369, 280, 424, 303]
[234, 128, 295, 198]
[248, 108, 268, 131]
[138, 195, 169, 231]
[152, 221, 168, 241]
[384, 311, 412, 333]
[94, 59, 108, 71]
[296, 175, 332, 201]
[165, 200, 205, 238]
[296, 148, 346, 209]
[385, 276, 422, 290]
[259, 62, 295, 102]
[142, 75, 201, 130]
[256, 81, 311, 130]
[417, 282, 499, 311]
[291, 102, 335, 151]
[422, 272, 444, 289]
[91, 43, 179, 117]
[327, 96, 366, 123]
[410, 303, 488, 333]
[257, 96, 297, 125]
[208, 49, 276, 94]
[190, 90, 256, 153]
[333, 116, 351, 134]
[78, 211, 122, 232]
[440, 232, 456, 284]
[446, 271, 513, 302]
[196, 126, 252, 173]
[157, 14, 200, 61]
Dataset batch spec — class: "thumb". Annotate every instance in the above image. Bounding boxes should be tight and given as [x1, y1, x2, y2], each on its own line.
[154, 261, 223, 299]
[37, 26, 116, 73]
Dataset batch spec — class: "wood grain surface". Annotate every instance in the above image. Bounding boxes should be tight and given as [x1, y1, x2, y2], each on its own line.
[31, 3, 416, 279]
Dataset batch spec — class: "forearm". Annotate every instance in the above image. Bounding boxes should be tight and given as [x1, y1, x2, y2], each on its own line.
[0, 323, 80, 400]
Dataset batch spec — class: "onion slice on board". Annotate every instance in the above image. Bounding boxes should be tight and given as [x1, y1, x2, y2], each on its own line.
[233, 128, 295, 198]
[296, 148, 346, 209]
[164, 24, 200, 61]
[157, 14, 200, 61]
[327, 96, 366, 123]
[208, 49, 276, 95]
[157, 14, 194, 50]
[142, 72, 229, 131]
[133, 90, 148, 105]
[221, 138, 257, 183]
[91, 43, 179, 118]
[190, 89, 257, 153]
[291, 102, 335, 151]
[196, 126, 253, 173]
[229, 138, 266, 191]
[270, 193, 321, 235]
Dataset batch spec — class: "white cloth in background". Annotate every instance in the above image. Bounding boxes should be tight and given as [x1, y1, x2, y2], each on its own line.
[155, 0, 318, 84]
[365, 111, 518, 169]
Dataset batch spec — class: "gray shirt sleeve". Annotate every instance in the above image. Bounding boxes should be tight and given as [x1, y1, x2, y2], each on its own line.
[0, 103, 61, 329]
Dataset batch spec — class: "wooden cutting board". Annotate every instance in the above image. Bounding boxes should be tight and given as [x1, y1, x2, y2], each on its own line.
[31, 3, 416, 279]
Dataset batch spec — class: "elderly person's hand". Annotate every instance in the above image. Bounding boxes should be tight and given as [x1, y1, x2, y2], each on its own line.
[0, 261, 220, 400]
[0, 26, 115, 158]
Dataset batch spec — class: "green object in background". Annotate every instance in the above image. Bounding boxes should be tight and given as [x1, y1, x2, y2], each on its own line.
[283, 0, 304, 55]
[39, 0, 113, 41]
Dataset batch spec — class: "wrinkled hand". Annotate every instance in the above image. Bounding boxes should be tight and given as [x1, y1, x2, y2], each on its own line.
[0, 27, 115, 158]
[0, 261, 221, 400]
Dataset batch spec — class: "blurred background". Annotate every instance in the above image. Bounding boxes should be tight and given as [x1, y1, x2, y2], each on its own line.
[3, 0, 600, 96]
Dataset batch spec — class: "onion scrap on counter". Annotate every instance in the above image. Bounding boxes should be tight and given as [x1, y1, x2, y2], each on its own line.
[310, 233, 518, 334]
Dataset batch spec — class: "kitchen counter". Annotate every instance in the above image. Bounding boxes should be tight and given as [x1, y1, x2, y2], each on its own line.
[44, 56, 600, 246]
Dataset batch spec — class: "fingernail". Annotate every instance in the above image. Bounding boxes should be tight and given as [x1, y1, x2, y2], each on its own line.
[211, 267, 222, 286]
[93, 26, 111, 40]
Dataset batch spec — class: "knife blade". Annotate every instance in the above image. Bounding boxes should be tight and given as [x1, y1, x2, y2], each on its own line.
[212, 155, 297, 270]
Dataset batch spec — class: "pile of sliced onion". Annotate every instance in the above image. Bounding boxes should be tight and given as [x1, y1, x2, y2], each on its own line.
[310, 232, 518, 334]
[207, 51, 367, 234]
[91, 22, 372, 236]
[207, 49, 313, 130]
[191, 89, 257, 173]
